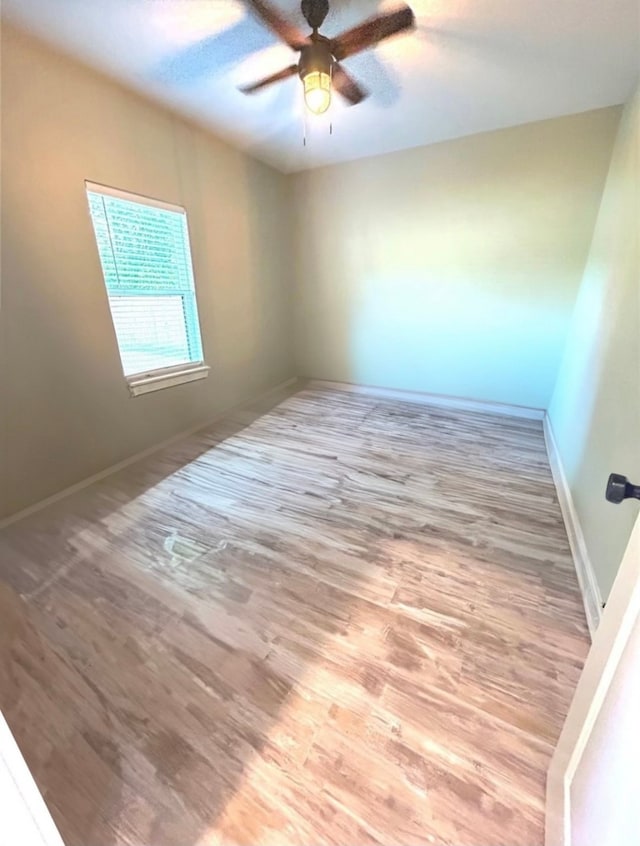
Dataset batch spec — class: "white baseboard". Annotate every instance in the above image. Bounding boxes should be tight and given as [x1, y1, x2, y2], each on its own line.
[0, 377, 299, 530]
[306, 379, 545, 420]
[543, 415, 603, 639]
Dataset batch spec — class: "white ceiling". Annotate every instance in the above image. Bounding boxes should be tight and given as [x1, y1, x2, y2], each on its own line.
[3, 0, 638, 172]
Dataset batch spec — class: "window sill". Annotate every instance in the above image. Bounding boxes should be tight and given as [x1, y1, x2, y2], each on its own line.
[127, 364, 210, 397]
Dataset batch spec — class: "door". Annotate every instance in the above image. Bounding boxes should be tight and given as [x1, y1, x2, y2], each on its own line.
[0, 711, 66, 845]
[545, 511, 640, 846]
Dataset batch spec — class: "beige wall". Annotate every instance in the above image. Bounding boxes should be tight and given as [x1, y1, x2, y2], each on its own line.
[291, 109, 620, 409]
[0, 25, 294, 519]
[549, 83, 640, 601]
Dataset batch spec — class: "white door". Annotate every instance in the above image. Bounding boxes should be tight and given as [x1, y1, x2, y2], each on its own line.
[545, 512, 640, 846]
[0, 711, 66, 845]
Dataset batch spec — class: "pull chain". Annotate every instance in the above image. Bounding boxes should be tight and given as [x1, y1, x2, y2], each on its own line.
[303, 99, 308, 146]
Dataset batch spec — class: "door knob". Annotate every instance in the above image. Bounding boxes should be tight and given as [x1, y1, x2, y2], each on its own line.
[606, 473, 640, 504]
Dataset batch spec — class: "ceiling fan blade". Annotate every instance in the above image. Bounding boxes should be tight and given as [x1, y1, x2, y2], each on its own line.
[239, 64, 299, 94]
[329, 5, 415, 61]
[245, 0, 310, 50]
[332, 63, 368, 105]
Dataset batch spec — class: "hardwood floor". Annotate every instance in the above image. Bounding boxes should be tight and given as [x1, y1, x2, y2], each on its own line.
[0, 385, 589, 846]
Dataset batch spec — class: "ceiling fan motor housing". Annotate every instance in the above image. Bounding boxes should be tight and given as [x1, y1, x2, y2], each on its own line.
[301, 0, 329, 31]
[298, 38, 333, 80]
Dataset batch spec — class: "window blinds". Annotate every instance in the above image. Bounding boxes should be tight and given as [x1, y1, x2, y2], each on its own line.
[86, 184, 204, 378]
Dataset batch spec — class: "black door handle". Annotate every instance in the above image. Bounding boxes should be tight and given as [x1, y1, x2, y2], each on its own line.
[606, 473, 640, 504]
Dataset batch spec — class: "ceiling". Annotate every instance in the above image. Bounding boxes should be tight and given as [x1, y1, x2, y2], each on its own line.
[2, 0, 638, 172]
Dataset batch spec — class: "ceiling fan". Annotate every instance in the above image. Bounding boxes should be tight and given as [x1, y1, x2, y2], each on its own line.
[240, 0, 415, 114]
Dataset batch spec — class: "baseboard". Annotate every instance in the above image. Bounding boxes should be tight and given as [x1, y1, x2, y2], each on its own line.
[306, 379, 545, 421]
[543, 415, 603, 639]
[0, 377, 300, 530]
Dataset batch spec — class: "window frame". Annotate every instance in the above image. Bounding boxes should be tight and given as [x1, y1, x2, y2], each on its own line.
[85, 180, 209, 397]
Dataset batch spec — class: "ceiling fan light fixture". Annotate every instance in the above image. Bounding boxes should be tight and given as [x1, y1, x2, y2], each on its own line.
[303, 70, 331, 115]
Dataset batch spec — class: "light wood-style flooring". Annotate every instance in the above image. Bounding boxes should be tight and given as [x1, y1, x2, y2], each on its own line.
[0, 385, 589, 846]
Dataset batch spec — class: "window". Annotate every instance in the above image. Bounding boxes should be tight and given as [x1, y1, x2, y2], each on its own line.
[86, 182, 208, 396]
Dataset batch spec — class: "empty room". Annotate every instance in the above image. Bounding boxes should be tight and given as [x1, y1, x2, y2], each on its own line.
[0, 2, 639, 845]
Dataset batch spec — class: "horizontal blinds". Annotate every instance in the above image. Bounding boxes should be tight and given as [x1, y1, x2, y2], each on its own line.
[87, 187, 203, 377]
